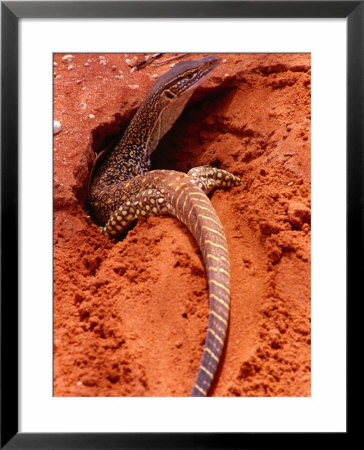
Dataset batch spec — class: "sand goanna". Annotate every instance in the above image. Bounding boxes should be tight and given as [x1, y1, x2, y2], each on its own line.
[88, 55, 241, 396]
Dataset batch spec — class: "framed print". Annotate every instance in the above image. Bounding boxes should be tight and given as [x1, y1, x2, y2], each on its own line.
[1, 1, 359, 448]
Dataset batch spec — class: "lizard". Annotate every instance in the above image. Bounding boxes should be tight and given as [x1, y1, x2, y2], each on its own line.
[88, 55, 242, 396]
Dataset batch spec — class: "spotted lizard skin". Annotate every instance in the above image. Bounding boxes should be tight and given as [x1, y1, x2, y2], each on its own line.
[89, 56, 241, 396]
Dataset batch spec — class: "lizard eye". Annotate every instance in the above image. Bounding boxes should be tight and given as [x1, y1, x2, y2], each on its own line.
[185, 72, 194, 79]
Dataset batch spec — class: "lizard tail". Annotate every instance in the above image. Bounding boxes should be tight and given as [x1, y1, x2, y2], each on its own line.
[166, 176, 230, 397]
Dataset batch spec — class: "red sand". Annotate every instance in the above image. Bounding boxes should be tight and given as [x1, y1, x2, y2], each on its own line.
[53, 53, 311, 397]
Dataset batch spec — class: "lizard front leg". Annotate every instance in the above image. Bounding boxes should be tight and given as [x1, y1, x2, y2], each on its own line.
[100, 188, 168, 238]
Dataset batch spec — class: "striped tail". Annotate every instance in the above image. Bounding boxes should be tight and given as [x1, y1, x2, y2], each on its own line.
[167, 180, 230, 397]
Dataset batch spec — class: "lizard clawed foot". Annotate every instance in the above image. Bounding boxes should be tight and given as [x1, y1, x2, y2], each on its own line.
[187, 165, 242, 194]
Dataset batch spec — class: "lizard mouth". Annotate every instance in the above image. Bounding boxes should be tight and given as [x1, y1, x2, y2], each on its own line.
[181, 56, 221, 94]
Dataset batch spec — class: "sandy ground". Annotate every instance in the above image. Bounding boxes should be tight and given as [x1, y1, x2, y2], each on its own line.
[53, 53, 311, 397]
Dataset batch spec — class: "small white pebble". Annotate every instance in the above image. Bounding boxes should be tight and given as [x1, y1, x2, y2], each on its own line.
[61, 110, 66, 114]
[111, 65, 117, 71]
[61, 54, 74, 63]
[151, 73, 158, 79]
[288, 181, 294, 186]
[68, 65, 74, 71]
[97, 76, 103, 79]
[99, 59, 107, 66]
[76, 80, 82, 84]
[222, 59, 227, 63]
[53, 121, 62, 135]
[128, 84, 139, 90]
[224, 73, 229, 77]
[82, 87, 86, 90]
[170, 63, 175, 68]
[80, 102, 87, 109]
[53, 62, 58, 67]
[55, 75, 61, 79]
[99, 55, 106, 60]
[126, 56, 138, 67]
[84, 63, 90, 67]
[89, 114, 95, 119]
[115, 75, 124, 80]
[76, 381, 83, 386]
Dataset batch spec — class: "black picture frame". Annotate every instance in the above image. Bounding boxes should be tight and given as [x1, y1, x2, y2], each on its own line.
[1, 1, 359, 448]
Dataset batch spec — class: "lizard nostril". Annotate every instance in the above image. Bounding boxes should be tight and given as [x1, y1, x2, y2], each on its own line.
[164, 90, 175, 100]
